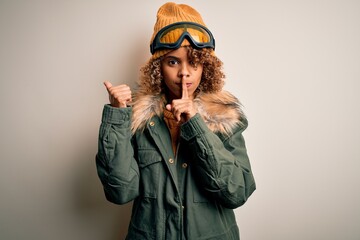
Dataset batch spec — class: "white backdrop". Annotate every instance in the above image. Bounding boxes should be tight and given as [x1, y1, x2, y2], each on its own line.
[1, 0, 359, 239]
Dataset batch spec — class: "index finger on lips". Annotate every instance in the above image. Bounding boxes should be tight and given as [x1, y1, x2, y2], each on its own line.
[182, 80, 189, 99]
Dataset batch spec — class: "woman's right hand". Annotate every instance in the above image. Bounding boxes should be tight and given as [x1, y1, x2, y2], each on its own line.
[103, 81, 132, 108]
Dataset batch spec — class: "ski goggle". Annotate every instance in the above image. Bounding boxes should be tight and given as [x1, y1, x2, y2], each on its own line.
[150, 21, 215, 55]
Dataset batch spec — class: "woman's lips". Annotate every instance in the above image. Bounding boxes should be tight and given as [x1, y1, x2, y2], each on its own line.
[177, 83, 192, 88]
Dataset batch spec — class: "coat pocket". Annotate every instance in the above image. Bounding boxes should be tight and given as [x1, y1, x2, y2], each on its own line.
[138, 149, 163, 198]
[128, 197, 157, 239]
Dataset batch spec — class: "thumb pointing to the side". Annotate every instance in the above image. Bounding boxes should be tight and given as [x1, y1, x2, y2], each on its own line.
[103, 81, 112, 91]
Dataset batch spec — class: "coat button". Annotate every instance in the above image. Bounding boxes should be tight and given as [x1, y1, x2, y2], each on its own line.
[182, 163, 188, 168]
[169, 158, 174, 164]
[149, 121, 155, 126]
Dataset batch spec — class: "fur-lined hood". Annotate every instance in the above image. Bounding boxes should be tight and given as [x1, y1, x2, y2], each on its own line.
[131, 91, 246, 136]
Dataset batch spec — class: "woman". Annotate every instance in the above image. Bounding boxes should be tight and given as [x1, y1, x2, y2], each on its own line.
[96, 2, 256, 239]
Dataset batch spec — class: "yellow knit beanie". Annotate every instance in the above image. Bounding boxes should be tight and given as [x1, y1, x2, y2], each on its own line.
[150, 2, 211, 59]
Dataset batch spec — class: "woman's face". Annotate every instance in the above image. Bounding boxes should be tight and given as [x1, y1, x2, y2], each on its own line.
[161, 47, 203, 101]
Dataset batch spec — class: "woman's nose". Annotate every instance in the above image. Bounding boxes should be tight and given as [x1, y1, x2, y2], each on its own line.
[178, 63, 190, 78]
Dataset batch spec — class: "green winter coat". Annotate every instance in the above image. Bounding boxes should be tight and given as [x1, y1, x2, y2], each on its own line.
[96, 91, 256, 240]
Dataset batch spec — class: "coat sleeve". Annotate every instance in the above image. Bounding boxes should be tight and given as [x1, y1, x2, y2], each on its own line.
[180, 113, 256, 209]
[95, 104, 139, 204]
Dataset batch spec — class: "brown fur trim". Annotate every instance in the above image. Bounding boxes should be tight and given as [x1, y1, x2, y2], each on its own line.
[195, 91, 245, 135]
[131, 91, 244, 135]
[130, 94, 164, 133]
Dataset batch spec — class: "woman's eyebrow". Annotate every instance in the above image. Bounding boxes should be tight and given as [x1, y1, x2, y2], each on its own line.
[163, 55, 181, 61]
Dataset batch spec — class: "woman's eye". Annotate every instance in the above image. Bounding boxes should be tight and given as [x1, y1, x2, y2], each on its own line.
[189, 61, 198, 69]
[168, 59, 178, 65]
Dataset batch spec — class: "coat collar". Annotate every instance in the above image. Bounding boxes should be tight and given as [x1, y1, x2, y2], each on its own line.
[131, 91, 245, 136]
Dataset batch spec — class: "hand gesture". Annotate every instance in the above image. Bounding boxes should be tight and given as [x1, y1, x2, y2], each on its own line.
[103, 81, 132, 108]
[166, 80, 197, 122]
